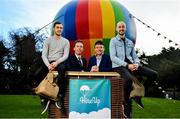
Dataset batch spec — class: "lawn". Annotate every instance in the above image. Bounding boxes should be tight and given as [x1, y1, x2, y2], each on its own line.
[0, 95, 47, 118]
[132, 97, 180, 118]
[0, 95, 180, 118]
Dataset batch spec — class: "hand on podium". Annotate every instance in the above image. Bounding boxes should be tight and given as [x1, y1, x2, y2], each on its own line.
[90, 65, 99, 72]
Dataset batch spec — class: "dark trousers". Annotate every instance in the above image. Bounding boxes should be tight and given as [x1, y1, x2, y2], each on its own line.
[114, 66, 157, 117]
[34, 61, 67, 103]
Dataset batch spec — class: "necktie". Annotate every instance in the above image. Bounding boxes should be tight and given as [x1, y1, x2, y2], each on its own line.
[78, 57, 83, 66]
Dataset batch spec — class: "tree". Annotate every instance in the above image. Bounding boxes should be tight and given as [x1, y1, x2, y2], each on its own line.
[0, 40, 8, 73]
[136, 47, 180, 97]
[0, 37, 12, 93]
[1, 27, 47, 93]
[147, 47, 180, 93]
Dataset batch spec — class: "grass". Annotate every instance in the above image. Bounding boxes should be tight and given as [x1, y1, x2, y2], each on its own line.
[0, 95, 180, 118]
[132, 97, 180, 118]
[0, 95, 47, 118]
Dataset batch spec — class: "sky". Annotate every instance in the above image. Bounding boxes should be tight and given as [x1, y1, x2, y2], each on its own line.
[0, 0, 180, 56]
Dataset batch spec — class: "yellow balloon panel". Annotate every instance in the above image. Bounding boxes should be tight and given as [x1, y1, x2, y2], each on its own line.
[100, 0, 116, 38]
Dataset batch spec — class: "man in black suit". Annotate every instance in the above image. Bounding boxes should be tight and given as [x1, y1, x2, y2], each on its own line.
[66, 40, 87, 71]
[88, 40, 112, 72]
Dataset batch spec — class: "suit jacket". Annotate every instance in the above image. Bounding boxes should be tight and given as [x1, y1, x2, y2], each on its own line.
[88, 54, 112, 72]
[66, 54, 87, 71]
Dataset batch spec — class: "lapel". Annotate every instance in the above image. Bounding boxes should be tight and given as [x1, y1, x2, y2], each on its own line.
[92, 56, 97, 66]
[72, 54, 79, 65]
[73, 54, 84, 67]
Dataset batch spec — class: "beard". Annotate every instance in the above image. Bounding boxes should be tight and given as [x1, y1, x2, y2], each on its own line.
[55, 31, 61, 36]
[118, 30, 125, 38]
[119, 31, 125, 36]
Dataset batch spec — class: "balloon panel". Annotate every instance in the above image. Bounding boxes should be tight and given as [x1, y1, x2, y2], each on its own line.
[88, 0, 102, 38]
[103, 39, 111, 54]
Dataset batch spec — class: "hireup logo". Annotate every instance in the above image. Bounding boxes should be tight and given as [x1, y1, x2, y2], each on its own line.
[79, 85, 101, 107]
[80, 85, 90, 97]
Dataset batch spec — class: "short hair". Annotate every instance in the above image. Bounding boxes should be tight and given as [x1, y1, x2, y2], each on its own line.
[116, 21, 126, 29]
[74, 40, 84, 46]
[53, 21, 62, 28]
[94, 40, 104, 47]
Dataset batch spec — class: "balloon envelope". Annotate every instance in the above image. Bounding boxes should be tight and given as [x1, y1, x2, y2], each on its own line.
[53, 0, 136, 59]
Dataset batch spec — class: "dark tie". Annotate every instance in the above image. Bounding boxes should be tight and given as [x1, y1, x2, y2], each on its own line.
[78, 57, 83, 66]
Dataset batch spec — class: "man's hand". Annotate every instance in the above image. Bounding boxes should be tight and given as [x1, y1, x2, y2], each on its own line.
[127, 64, 134, 71]
[127, 64, 139, 71]
[90, 65, 99, 72]
[48, 64, 54, 71]
[48, 61, 58, 71]
[133, 64, 139, 70]
[51, 61, 58, 68]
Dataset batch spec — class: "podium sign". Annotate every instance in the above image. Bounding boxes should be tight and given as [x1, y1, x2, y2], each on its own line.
[69, 79, 111, 118]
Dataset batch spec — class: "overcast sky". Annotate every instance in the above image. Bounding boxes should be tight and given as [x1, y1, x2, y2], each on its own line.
[0, 0, 180, 55]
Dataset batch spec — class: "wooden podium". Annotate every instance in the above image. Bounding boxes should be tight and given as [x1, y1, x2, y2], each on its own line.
[48, 71, 124, 118]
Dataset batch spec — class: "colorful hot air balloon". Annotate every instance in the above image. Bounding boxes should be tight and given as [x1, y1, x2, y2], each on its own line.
[53, 0, 136, 59]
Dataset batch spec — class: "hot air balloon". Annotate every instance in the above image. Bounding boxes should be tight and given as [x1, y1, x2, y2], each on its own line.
[52, 0, 136, 59]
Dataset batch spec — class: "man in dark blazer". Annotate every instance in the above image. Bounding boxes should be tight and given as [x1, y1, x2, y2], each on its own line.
[88, 40, 112, 72]
[66, 40, 87, 71]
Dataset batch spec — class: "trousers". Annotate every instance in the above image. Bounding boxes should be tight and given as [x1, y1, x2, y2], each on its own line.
[114, 66, 157, 117]
[34, 61, 67, 103]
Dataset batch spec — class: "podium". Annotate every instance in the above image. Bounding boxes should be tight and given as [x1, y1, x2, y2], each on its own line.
[48, 71, 124, 118]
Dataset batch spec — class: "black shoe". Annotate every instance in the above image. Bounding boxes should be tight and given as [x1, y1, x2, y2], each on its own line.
[122, 103, 132, 118]
[41, 99, 50, 114]
[133, 96, 144, 108]
[55, 99, 66, 114]
[55, 99, 62, 109]
[41, 99, 47, 110]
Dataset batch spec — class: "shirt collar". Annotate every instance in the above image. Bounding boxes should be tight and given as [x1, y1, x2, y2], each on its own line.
[96, 55, 102, 60]
[116, 34, 127, 42]
[75, 54, 81, 59]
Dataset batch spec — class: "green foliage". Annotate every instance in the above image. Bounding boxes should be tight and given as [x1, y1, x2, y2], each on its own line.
[0, 28, 46, 94]
[9, 28, 37, 72]
[0, 40, 10, 72]
[158, 59, 180, 88]
[147, 47, 180, 91]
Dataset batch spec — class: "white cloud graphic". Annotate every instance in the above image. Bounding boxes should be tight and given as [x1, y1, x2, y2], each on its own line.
[69, 108, 111, 119]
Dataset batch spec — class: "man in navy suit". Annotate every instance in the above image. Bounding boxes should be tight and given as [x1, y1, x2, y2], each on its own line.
[66, 40, 87, 71]
[88, 40, 112, 72]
